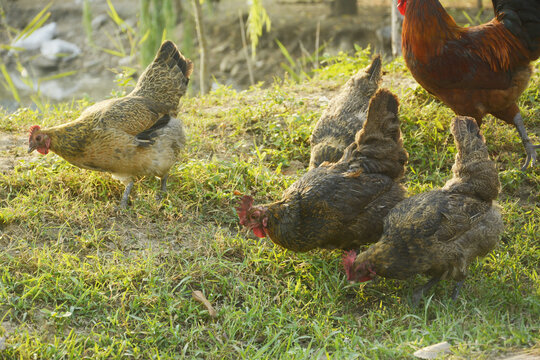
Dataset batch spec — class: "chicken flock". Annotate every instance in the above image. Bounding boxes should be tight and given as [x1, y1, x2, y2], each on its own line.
[27, 0, 539, 303]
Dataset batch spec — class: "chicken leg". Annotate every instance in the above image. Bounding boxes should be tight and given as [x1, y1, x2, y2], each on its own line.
[120, 181, 134, 209]
[451, 280, 464, 301]
[513, 113, 540, 170]
[411, 277, 440, 305]
[156, 174, 169, 201]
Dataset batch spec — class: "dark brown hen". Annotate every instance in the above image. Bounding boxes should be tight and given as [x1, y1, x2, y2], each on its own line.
[309, 55, 382, 169]
[345, 116, 504, 303]
[237, 89, 408, 252]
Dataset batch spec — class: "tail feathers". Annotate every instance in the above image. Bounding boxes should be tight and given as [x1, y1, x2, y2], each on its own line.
[465, 116, 480, 135]
[357, 89, 401, 144]
[365, 55, 382, 82]
[451, 116, 481, 136]
[450, 116, 486, 154]
[352, 89, 408, 179]
[493, 0, 540, 56]
[155, 40, 193, 79]
[132, 41, 193, 113]
[445, 116, 500, 201]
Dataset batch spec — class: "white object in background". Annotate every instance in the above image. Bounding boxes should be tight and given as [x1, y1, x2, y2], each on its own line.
[40, 39, 81, 61]
[11, 22, 57, 52]
[413, 342, 452, 359]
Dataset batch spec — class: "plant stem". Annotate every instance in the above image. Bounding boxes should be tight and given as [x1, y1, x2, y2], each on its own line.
[192, 0, 209, 95]
[239, 11, 255, 86]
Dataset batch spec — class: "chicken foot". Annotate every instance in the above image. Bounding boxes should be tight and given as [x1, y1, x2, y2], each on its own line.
[411, 277, 440, 306]
[120, 181, 134, 209]
[513, 113, 539, 170]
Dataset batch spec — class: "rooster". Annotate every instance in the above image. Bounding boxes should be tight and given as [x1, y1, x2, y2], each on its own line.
[398, 0, 540, 170]
[309, 55, 382, 169]
[344, 116, 504, 303]
[237, 89, 408, 252]
[28, 41, 192, 208]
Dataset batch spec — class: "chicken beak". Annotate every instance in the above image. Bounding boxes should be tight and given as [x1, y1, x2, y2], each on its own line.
[28, 144, 36, 153]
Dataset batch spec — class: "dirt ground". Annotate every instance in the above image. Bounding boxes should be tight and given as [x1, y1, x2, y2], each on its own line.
[0, 0, 494, 104]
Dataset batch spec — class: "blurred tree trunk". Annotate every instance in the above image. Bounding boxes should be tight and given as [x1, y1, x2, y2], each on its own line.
[191, 0, 209, 95]
[477, 0, 482, 9]
[391, 0, 402, 57]
[331, 0, 357, 16]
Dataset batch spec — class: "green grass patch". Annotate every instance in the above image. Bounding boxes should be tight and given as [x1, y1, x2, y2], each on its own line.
[0, 50, 539, 359]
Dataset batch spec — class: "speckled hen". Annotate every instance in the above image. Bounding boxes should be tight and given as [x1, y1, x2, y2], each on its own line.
[28, 41, 192, 208]
[344, 116, 504, 303]
[309, 55, 382, 169]
[237, 89, 408, 252]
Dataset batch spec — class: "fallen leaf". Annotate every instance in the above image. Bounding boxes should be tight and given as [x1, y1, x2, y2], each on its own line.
[192, 291, 217, 318]
[413, 341, 451, 359]
[233, 190, 243, 196]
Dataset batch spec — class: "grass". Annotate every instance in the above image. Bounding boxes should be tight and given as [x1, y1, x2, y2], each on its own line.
[0, 49, 539, 359]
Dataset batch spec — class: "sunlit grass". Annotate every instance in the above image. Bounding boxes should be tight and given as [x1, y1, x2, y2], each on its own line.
[0, 49, 539, 359]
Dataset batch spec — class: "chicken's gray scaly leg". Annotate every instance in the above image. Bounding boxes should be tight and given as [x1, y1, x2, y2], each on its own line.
[412, 277, 440, 306]
[513, 113, 539, 170]
[120, 181, 134, 209]
[156, 174, 168, 201]
[451, 281, 464, 301]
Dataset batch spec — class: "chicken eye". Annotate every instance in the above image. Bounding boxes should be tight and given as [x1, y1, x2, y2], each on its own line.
[36, 135, 42, 141]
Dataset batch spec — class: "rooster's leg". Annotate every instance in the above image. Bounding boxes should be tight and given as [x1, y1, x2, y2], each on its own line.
[411, 277, 440, 305]
[156, 174, 168, 201]
[451, 280, 464, 301]
[120, 181, 134, 209]
[513, 113, 539, 170]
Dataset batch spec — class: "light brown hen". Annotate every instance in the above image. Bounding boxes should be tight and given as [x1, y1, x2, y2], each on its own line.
[28, 41, 192, 208]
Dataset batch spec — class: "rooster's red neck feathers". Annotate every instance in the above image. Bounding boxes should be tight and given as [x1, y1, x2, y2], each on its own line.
[402, 0, 459, 64]
[401, 0, 529, 71]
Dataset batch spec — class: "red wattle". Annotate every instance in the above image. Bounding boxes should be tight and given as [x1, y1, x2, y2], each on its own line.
[397, 0, 406, 16]
[252, 227, 266, 238]
[358, 275, 373, 283]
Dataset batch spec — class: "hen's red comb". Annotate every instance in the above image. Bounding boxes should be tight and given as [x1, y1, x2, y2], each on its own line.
[28, 125, 41, 136]
[236, 195, 254, 226]
[342, 250, 358, 281]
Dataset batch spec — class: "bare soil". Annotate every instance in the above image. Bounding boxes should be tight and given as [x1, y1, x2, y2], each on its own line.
[0, 0, 493, 104]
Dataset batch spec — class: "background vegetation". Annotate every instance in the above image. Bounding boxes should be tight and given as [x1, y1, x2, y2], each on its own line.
[0, 47, 539, 359]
